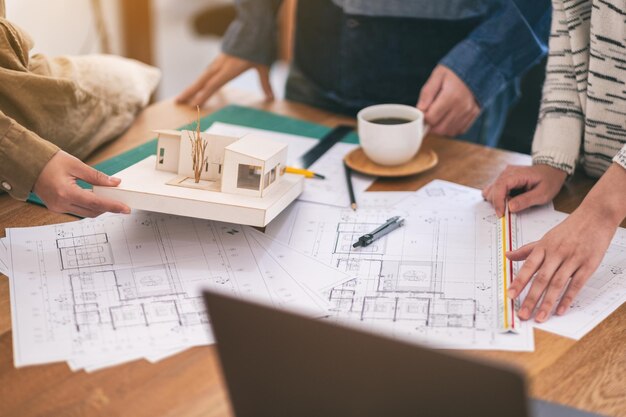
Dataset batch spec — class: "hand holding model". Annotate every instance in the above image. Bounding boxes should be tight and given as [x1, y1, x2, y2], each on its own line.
[33, 151, 131, 218]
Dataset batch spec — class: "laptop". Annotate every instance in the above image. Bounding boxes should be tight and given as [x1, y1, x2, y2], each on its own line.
[203, 290, 604, 417]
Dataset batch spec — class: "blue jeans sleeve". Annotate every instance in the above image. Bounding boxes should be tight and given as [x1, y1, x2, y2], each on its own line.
[222, 0, 283, 66]
[440, 0, 551, 108]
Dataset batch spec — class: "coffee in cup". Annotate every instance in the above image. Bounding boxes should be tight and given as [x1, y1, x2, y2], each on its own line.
[357, 104, 427, 166]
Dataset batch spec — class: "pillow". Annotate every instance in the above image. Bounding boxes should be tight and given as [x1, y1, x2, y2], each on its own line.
[28, 53, 161, 159]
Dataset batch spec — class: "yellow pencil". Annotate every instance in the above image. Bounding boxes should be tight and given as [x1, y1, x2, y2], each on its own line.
[285, 167, 326, 179]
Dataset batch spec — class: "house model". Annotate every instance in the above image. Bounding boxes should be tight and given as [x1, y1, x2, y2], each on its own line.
[154, 129, 288, 197]
[93, 127, 304, 227]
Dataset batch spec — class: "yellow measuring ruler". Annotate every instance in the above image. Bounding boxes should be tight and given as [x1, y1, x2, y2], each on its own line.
[497, 203, 519, 333]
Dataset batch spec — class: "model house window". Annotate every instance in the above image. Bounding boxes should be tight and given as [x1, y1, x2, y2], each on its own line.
[237, 164, 262, 190]
[218, 164, 222, 174]
[270, 166, 277, 183]
[158, 148, 165, 164]
[205, 161, 209, 172]
[264, 172, 270, 189]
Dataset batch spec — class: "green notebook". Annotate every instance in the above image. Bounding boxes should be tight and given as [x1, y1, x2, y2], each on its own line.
[27, 105, 359, 206]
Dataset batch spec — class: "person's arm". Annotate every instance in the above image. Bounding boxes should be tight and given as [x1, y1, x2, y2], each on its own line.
[507, 160, 626, 322]
[440, 0, 551, 109]
[221, 0, 283, 67]
[0, 110, 129, 217]
[0, 110, 59, 200]
[418, 0, 551, 136]
[482, 0, 583, 216]
[177, 0, 282, 106]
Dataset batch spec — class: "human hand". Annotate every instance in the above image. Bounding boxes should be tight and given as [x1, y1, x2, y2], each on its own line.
[33, 151, 130, 217]
[176, 53, 274, 107]
[482, 164, 567, 217]
[506, 207, 616, 322]
[417, 65, 481, 137]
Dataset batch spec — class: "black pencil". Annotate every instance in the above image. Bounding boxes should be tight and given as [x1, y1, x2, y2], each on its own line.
[343, 161, 357, 211]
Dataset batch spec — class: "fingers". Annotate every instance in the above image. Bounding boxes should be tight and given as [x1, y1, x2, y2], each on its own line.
[424, 90, 453, 128]
[506, 241, 537, 262]
[429, 109, 456, 136]
[70, 187, 130, 215]
[430, 104, 480, 137]
[458, 107, 480, 135]
[257, 66, 274, 101]
[517, 252, 564, 320]
[67, 203, 103, 218]
[176, 64, 220, 104]
[507, 244, 544, 301]
[417, 67, 445, 111]
[185, 68, 232, 107]
[533, 259, 578, 322]
[489, 173, 528, 217]
[71, 160, 121, 187]
[556, 266, 592, 316]
[508, 186, 549, 213]
[482, 185, 491, 200]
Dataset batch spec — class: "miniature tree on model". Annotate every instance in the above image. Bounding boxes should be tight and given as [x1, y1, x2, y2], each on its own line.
[189, 106, 208, 183]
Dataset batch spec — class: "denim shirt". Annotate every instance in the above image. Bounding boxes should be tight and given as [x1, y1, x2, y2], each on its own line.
[222, 0, 551, 108]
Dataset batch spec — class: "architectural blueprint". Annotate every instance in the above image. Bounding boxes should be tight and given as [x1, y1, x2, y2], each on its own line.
[267, 180, 626, 345]
[266, 182, 535, 351]
[7, 211, 349, 368]
[206, 122, 375, 207]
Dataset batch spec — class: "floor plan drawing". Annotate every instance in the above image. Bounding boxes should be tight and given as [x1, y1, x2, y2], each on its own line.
[8, 211, 346, 368]
[266, 192, 535, 351]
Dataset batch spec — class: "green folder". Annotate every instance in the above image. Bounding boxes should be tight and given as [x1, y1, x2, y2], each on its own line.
[27, 105, 359, 207]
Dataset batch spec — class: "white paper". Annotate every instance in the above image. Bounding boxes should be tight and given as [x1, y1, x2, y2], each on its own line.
[8, 211, 348, 368]
[265, 181, 536, 351]
[0, 237, 9, 276]
[205, 122, 375, 207]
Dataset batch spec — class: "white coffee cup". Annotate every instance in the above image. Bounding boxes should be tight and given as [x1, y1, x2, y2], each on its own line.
[357, 104, 427, 166]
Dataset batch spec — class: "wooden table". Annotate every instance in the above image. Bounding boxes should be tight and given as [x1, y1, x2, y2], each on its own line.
[1, 89, 624, 417]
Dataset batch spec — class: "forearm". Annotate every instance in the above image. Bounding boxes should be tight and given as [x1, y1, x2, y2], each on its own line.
[531, 0, 583, 175]
[439, 0, 550, 108]
[0, 112, 59, 200]
[578, 163, 626, 227]
[222, 0, 283, 66]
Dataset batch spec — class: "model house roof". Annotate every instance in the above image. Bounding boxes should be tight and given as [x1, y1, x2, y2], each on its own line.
[225, 134, 287, 161]
[153, 129, 183, 138]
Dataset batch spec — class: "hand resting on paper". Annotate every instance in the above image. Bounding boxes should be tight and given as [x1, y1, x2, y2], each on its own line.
[176, 53, 274, 107]
[483, 163, 626, 322]
[482, 164, 567, 218]
[417, 65, 481, 137]
[33, 151, 131, 218]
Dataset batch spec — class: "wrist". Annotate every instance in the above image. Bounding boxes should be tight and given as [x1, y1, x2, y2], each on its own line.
[578, 164, 626, 227]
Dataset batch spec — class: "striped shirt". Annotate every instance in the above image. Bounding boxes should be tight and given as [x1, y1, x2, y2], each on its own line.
[532, 0, 626, 177]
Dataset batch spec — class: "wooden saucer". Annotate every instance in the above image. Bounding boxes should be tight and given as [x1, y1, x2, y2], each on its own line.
[344, 146, 438, 177]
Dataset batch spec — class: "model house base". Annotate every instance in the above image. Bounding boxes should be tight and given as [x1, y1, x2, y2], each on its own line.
[93, 156, 304, 227]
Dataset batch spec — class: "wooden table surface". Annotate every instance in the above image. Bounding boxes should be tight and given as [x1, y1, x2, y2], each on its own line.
[0, 89, 624, 417]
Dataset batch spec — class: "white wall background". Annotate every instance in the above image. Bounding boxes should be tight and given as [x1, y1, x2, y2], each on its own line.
[4, 0, 122, 56]
[3, 0, 287, 100]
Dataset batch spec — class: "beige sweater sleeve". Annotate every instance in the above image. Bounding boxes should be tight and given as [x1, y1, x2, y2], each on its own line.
[0, 111, 59, 200]
[531, 0, 584, 175]
[613, 144, 626, 171]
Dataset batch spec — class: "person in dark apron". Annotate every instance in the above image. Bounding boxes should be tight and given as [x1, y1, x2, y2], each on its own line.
[178, 0, 550, 148]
